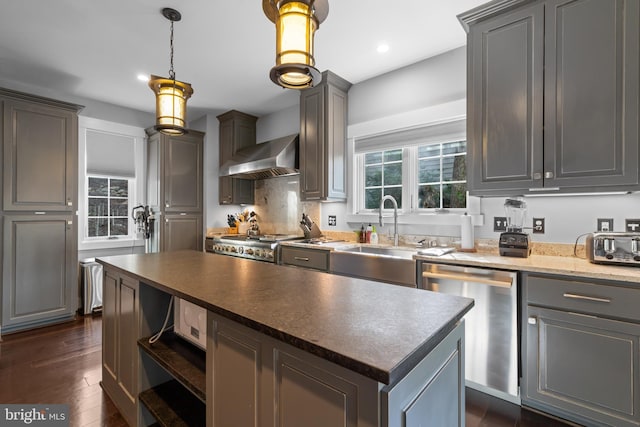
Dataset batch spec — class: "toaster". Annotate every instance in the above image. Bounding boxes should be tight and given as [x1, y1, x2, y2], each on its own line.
[585, 232, 640, 266]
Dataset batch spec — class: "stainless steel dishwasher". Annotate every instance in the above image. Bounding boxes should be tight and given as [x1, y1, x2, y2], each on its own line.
[418, 261, 519, 403]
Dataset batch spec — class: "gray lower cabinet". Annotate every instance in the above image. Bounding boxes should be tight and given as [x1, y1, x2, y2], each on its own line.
[162, 213, 203, 252]
[461, 0, 640, 195]
[208, 311, 466, 427]
[1, 215, 76, 333]
[102, 270, 140, 427]
[299, 71, 351, 201]
[523, 274, 640, 427]
[279, 246, 329, 271]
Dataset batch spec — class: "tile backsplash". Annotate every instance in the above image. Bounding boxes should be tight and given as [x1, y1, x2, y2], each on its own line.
[253, 175, 320, 235]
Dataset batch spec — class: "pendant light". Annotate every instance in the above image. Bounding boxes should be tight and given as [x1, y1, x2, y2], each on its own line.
[263, 0, 328, 89]
[148, 8, 193, 135]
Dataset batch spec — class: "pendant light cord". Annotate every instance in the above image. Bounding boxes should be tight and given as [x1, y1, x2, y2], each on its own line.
[168, 20, 175, 80]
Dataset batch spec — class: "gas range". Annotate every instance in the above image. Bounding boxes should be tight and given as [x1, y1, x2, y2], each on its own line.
[205, 234, 304, 263]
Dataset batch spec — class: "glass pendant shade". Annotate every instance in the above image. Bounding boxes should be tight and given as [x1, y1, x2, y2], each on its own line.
[149, 75, 193, 135]
[264, 0, 328, 89]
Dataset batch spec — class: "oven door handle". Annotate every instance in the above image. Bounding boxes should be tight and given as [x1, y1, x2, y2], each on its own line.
[422, 271, 513, 288]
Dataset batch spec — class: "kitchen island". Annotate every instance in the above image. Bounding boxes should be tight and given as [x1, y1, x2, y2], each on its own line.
[97, 250, 473, 427]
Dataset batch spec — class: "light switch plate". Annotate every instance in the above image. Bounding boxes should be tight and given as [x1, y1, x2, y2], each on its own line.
[328, 215, 337, 226]
[625, 219, 640, 232]
[493, 217, 507, 232]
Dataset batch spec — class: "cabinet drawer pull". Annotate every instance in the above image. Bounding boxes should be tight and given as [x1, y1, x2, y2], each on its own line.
[294, 256, 310, 262]
[563, 293, 611, 303]
[528, 317, 537, 325]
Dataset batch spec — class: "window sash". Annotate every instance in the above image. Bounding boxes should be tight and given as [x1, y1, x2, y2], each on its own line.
[86, 175, 131, 239]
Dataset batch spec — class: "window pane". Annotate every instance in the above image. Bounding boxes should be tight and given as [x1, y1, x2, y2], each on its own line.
[365, 165, 382, 187]
[384, 149, 402, 162]
[88, 198, 107, 216]
[365, 152, 382, 165]
[443, 183, 467, 209]
[384, 163, 402, 185]
[418, 145, 440, 158]
[88, 217, 108, 237]
[442, 141, 466, 155]
[442, 155, 466, 181]
[418, 185, 440, 209]
[110, 218, 128, 236]
[110, 198, 129, 217]
[110, 179, 128, 197]
[88, 177, 108, 196]
[365, 189, 381, 210]
[383, 187, 402, 209]
[419, 158, 441, 183]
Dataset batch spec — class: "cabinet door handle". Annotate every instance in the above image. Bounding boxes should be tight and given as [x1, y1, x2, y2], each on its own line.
[528, 317, 537, 325]
[165, 203, 170, 208]
[563, 292, 611, 303]
[544, 171, 554, 179]
[422, 271, 513, 288]
[533, 172, 542, 180]
[294, 257, 310, 262]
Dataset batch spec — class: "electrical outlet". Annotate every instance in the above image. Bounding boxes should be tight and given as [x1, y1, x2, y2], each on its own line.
[625, 218, 640, 232]
[597, 218, 614, 232]
[493, 216, 507, 232]
[328, 215, 337, 226]
[533, 218, 545, 234]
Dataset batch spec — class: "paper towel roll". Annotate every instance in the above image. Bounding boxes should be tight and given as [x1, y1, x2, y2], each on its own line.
[461, 213, 474, 250]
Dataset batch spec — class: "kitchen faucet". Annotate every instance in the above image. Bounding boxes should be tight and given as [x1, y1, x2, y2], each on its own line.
[379, 195, 399, 246]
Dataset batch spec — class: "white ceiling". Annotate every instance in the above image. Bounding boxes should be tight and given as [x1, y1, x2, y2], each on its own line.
[0, 0, 486, 119]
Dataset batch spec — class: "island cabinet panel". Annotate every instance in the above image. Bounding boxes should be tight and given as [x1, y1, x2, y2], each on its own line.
[523, 274, 640, 427]
[101, 270, 140, 427]
[463, 0, 640, 195]
[208, 311, 465, 427]
[382, 322, 465, 427]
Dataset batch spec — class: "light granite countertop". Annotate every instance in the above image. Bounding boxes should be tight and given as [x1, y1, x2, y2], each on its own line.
[278, 240, 640, 285]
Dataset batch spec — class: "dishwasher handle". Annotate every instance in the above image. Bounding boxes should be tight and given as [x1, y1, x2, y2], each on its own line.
[422, 271, 513, 288]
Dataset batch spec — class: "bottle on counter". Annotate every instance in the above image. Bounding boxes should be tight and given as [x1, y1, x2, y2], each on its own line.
[359, 225, 366, 243]
[366, 223, 372, 243]
[370, 225, 379, 244]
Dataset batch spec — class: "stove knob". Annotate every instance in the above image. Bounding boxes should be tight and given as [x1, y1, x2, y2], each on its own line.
[230, 246, 237, 253]
[254, 249, 262, 257]
[245, 248, 254, 255]
[265, 250, 273, 259]
[238, 246, 244, 254]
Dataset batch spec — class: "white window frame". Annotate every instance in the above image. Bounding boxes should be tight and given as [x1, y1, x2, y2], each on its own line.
[78, 117, 146, 250]
[345, 100, 483, 226]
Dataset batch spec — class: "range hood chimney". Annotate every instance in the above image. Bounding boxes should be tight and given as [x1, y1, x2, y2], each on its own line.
[219, 133, 299, 180]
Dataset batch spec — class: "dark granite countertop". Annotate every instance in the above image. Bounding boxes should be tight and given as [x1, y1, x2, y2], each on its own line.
[97, 250, 473, 385]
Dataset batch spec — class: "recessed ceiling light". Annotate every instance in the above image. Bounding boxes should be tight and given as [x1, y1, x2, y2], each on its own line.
[137, 74, 150, 82]
[377, 43, 389, 54]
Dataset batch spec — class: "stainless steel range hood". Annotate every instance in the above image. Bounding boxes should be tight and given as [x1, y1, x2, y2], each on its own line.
[219, 133, 299, 180]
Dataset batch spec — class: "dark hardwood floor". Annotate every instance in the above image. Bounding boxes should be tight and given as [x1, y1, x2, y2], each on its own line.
[0, 316, 573, 427]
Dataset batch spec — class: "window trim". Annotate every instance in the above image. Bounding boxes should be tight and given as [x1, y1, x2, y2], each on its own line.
[78, 117, 146, 250]
[86, 175, 133, 240]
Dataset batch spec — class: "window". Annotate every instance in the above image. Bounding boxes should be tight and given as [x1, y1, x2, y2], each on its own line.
[364, 149, 403, 209]
[87, 176, 130, 237]
[78, 117, 146, 250]
[354, 119, 467, 214]
[417, 141, 467, 209]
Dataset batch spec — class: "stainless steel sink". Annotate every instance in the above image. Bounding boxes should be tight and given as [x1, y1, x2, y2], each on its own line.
[337, 245, 417, 259]
[330, 245, 417, 287]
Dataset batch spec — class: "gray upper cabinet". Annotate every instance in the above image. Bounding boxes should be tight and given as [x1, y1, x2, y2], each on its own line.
[2, 90, 80, 211]
[461, 0, 639, 195]
[299, 70, 351, 201]
[217, 110, 256, 205]
[147, 129, 204, 213]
